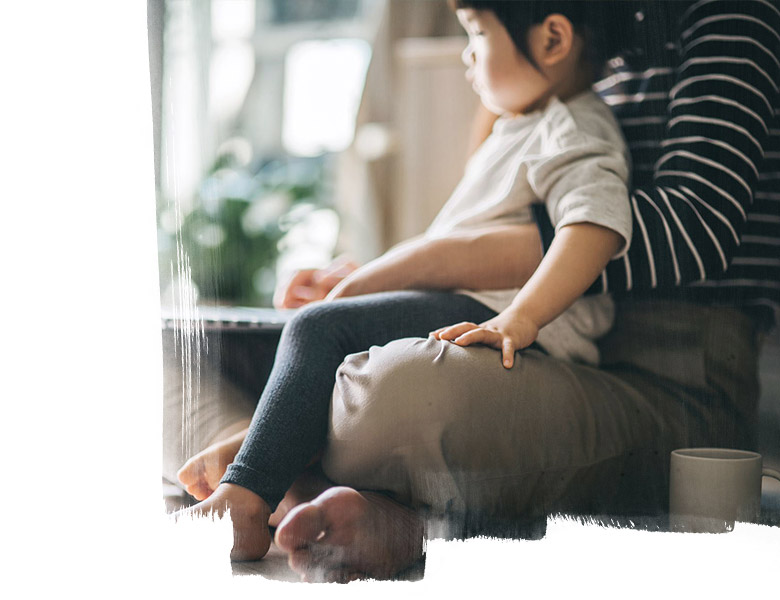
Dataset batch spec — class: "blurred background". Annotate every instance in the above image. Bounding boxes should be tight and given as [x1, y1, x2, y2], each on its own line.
[149, 0, 478, 308]
[149, 0, 779, 518]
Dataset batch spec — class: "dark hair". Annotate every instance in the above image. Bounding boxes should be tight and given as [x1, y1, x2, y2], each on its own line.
[450, 0, 633, 70]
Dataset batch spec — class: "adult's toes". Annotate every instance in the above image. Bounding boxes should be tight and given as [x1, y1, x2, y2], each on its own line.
[324, 568, 363, 584]
[288, 550, 331, 583]
[288, 545, 354, 582]
[275, 503, 326, 552]
[294, 561, 358, 583]
[287, 548, 312, 574]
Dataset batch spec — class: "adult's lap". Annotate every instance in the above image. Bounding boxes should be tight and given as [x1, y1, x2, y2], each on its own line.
[321, 300, 760, 520]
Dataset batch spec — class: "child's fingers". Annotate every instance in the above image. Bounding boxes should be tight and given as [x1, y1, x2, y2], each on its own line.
[320, 254, 357, 277]
[454, 327, 500, 348]
[502, 338, 516, 369]
[435, 322, 479, 340]
[313, 257, 359, 291]
[454, 330, 516, 368]
[429, 326, 459, 339]
[291, 285, 319, 300]
[274, 269, 316, 308]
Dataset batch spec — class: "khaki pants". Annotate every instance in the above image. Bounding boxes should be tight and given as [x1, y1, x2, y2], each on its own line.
[322, 300, 760, 521]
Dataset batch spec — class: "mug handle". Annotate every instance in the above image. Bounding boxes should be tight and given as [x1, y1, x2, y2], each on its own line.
[763, 467, 780, 482]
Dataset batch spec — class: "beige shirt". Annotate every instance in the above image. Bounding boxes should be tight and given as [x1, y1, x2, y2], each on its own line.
[425, 91, 632, 364]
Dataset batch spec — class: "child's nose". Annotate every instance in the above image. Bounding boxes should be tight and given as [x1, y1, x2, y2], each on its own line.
[461, 43, 475, 68]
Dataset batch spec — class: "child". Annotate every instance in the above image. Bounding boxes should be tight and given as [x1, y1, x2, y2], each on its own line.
[429, 0, 631, 367]
[178, 0, 632, 564]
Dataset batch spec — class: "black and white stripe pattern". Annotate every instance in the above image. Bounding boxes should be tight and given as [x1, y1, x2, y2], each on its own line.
[585, 0, 780, 323]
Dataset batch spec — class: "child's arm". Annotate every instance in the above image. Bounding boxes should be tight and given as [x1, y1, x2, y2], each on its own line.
[432, 222, 623, 368]
[325, 224, 543, 300]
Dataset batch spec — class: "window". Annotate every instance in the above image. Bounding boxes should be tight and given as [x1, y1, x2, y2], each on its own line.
[157, 0, 383, 308]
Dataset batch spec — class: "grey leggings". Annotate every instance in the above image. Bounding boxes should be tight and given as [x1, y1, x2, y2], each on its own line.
[221, 290, 497, 509]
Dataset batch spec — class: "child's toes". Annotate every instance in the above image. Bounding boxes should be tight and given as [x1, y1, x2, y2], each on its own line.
[177, 458, 202, 486]
[186, 480, 213, 501]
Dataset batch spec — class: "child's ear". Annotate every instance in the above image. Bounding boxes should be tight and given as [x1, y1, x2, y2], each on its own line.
[538, 14, 575, 66]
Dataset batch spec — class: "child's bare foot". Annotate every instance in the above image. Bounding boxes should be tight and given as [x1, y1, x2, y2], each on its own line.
[274, 486, 425, 582]
[176, 482, 272, 561]
[177, 428, 248, 500]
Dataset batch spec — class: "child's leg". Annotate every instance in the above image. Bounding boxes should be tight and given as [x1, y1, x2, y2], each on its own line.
[182, 290, 496, 560]
[221, 290, 497, 511]
[177, 426, 331, 526]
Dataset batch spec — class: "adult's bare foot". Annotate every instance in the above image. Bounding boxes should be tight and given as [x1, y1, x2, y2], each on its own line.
[274, 486, 425, 582]
[268, 466, 332, 528]
[177, 429, 248, 501]
[176, 482, 272, 561]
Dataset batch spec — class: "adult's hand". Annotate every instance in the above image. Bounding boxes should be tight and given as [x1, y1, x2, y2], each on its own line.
[273, 255, 359, 309]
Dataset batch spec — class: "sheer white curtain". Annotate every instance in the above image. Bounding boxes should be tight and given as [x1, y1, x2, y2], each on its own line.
[160, 0, 213, 214]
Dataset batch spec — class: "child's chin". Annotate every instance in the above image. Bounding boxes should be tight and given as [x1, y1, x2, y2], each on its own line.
[480, 97, 506, 116]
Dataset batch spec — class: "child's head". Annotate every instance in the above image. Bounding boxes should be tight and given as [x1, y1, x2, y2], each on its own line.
[450, 0, 606, 115]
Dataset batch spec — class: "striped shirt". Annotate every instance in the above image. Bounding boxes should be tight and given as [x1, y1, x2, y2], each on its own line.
[535, 0, 780, 327]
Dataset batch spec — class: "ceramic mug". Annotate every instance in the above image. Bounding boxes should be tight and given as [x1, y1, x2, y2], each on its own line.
[669, 448, 780, 533]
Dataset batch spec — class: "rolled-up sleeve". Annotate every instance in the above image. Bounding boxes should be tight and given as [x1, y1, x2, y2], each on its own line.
[528, 135, 633, 258]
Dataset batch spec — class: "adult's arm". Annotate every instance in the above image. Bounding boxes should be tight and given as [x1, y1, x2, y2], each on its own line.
[540, 0, 780, 293]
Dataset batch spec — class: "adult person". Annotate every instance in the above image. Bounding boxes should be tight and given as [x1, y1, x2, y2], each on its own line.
[267, 0, 780, 582]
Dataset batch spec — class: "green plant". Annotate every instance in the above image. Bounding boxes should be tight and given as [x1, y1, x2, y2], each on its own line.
[158, 153, 333, 306]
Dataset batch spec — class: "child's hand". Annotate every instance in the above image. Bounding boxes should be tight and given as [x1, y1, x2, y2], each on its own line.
[430, 311, 539, 369]
[273, 256, 358, 308]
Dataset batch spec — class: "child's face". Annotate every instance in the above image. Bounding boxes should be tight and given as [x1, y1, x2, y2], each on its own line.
[457, 8, 550, 116]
